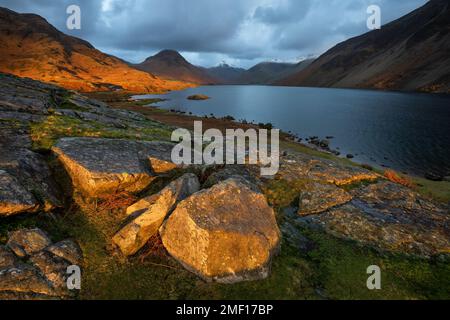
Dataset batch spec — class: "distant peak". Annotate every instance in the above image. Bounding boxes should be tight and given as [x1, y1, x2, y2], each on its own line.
[157, 49, 182, 56]
[144, 49, 189, 64]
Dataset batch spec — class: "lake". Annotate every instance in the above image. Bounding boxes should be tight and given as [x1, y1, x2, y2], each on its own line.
[134, 85, 450, 178]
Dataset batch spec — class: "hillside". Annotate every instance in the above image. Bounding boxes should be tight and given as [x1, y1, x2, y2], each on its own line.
[135, 50, 218, 85]
[279, 0, 450, 93]
[237, 60, 313, 85]
[206, 63, 246, 84]
[0, 7, 191, 93]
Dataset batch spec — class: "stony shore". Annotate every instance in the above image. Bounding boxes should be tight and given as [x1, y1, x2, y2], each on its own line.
[0, 73, 449, 300]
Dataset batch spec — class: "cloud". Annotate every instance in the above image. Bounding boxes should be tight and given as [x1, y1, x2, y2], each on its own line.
[0, 0, 427, 68]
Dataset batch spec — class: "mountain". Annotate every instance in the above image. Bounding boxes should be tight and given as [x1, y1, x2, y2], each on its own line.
[0, 7, 190, 93]
[278, 0, 450, 93]
[135, 50, 219, 85]
[237, 60, 313, 85]
[206, 63, 246, 84]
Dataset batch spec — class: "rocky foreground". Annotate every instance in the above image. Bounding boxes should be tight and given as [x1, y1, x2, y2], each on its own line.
[0, 73, 449, 299]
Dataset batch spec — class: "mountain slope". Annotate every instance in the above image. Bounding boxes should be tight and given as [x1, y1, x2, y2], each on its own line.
[135, 50, 218, 85]
[0, 7, 191, 93]
[238, 60, 313, 85]
[206, 64, 246, 84]
[279, 0, 450, 93]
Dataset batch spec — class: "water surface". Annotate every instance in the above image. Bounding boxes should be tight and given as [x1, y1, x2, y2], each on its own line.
[135, 85, 450, 178]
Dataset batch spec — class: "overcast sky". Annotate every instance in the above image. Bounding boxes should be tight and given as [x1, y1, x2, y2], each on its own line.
[0, 0, 427, 68]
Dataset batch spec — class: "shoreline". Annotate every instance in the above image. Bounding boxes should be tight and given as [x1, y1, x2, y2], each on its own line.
[86, 91, 450, 204]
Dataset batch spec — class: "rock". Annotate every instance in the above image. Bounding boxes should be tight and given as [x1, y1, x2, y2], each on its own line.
[29, 251, 73, 296]
[280, 209, 316, 253]
[346, 154, 354, 159]
[0, 228, 83, 299]
[425, 172, 443, 182]
[351, 181, 443, 213]
[52, 138, 178, 197]
[319, 140, 330, 149]
[299, 181, 450, 257]
[444, 176, 450, 182]
[0, 264, 57, 297]
[0, 126, 63, 214]
[0, 246, 17, 269]
[203, 165, 261, 189]
[45, 240, 83, 266]
[160, 178, 280, 283]
[298, 182, 352, 216]
[113, 173, 200, 256]
[6, 228, 52, 258]
[279, 152, 379, 186]
[0, 170, 38, 216]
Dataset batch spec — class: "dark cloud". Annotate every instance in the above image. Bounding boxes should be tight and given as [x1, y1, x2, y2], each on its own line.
[0, 0, 427, 68]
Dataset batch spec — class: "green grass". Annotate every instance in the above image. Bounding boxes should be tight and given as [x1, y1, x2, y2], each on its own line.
[1, 209, 448, 300]
[30, 115, 173, 151]
[413, 176, 450, 203]
[58, 101, 91, 112]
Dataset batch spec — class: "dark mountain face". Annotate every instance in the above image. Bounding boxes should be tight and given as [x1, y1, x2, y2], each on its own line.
[207, 60, 314, 85]
[206, 64, 247, 84]
[278, 0, 450, 93]
[0, 7, 190, 93]
[236, 60, 313, 85]
[135, 50, 219, 85]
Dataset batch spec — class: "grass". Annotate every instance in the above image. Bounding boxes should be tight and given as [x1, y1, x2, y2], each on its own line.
[262, 178, 307, 210]
[1, 206, 448, 300]
[413, 176, 450, 203]
[29, 115, 173, 151]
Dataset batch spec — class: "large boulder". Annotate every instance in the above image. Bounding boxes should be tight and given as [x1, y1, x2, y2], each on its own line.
[113, 173, 200, 256]
[52, 138, 179, 197]
[298, 182, 352, 216]
[160, 178, 281, 283]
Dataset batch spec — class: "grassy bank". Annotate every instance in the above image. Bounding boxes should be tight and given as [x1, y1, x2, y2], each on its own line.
[1, 202, 448, 300]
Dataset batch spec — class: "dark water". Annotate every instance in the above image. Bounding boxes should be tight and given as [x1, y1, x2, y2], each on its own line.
[135, 85, 450, 178]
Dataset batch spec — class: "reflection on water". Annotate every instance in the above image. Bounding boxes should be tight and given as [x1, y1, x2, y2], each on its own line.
[135, 85, 450, 178]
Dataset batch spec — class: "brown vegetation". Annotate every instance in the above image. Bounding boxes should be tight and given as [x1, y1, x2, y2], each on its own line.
[384, 170, 416, 188]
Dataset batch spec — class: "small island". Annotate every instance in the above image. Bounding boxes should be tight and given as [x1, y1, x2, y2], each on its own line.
[187, 94, 210, 101]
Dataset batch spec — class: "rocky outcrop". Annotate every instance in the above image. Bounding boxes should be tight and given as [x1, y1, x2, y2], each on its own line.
[113, 173, 200, 256]
[0, 228, 83, 299]
[279, 152, 379, 185]
[0, 73, 186, 215]
[7, 229, 52, 258]
[0, 246, 17, 269]
[298, 181, 450, 257]
[0, 170, 38, 216]
[160, 178, 281, 283]
[202, 165, 262, 189]
[0, 124, 62, 216]
[52, 138, 178, 197]
[298, 182, 352, 216]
